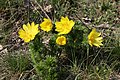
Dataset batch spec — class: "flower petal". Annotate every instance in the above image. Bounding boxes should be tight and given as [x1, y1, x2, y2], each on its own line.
[56, 36, 66, 45]
[55, 16, 75, 35]
[18, 22, 39, 42]
[40, 18, 52, 32]
[88, 28, 103, 47]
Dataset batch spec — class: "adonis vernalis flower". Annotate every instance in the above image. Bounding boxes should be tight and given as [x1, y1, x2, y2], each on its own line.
[88, 28, 103, 47]
[40, 18, 53, 32]
[56, 36, 66, 45]
[55, 16, 75, 35]
[18, 22, 39, 42]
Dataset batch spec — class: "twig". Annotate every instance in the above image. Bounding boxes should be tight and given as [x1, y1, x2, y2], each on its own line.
[0, 45, 11, 52]
[75, 14, 90, 30]
[94, 23, 116, 30]
[18, 68, 35, 80]
[90, 48, 102, 64]
[34, 0, 51, 20]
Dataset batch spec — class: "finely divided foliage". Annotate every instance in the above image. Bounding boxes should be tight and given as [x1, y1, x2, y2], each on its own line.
[1, 0, 119, 79]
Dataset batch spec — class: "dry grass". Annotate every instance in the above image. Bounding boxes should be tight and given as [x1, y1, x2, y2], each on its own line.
[0, 0, 120, 80]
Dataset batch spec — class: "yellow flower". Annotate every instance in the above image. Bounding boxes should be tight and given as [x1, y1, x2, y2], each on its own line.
[88, 28, 103, 47]
[40, 18, 53, 32]
[55, 16, 75, 35]
[18, 22, 39, 42]
[56, 36, 66, 45]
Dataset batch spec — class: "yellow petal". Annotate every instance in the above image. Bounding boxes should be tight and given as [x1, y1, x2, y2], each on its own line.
[70, 20, 75, 27]
[27, 22, 31, 28]
[18, 22, 39, 42]
[30, 35, 35, 40]
[31, 22, 35, 28]
[95, 37, 103, 41]
[23, 24, 28, 32]
[33, 24, 39, 34]
[88, 28, 103, 47]
[55, 16, 74, 35]
[56, 36, 66, 45]
[93, 43, 100, 47]
[40, 18, 52, 32]
[88, 40, 93, 47]
[18, 29, 25, 36]
[18, 29, 30, 42]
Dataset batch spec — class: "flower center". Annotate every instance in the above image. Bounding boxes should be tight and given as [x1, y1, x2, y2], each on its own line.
[90, 37, 94, 42]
